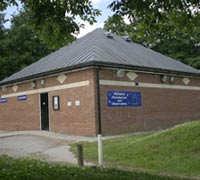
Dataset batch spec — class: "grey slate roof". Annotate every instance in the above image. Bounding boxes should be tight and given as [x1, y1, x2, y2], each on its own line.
[1, 28, 200, 85]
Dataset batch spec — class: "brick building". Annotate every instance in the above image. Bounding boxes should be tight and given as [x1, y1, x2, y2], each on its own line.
[0, 28, 200, 135]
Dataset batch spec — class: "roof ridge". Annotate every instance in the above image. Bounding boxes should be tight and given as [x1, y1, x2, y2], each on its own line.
[90, 28, 104, 61]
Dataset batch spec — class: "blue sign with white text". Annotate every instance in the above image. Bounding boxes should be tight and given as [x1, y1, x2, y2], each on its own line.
[18, 95, 27, 101]
[0, 98, 8, 103]
[107, 91, 142, 107]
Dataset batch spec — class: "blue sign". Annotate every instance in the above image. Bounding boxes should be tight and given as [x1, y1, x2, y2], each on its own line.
[107, 91, 142, 107]
[18, 95, 27, 101]
[0, 98, 8, 103]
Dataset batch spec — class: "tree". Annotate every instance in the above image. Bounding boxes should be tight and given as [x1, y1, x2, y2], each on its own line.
[0, 11, 52, 80]
[104, 14, 128, 36]
[0, 0, 100, 49]
[152, 30, 200, 69]
[104, 14, 200, 69]
[106, 1, 200, 69]
[108, 0, 200, 32]
[2, 0, 199, 50]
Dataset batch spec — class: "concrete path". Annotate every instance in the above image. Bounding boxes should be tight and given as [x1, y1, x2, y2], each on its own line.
[0, 131, 95, 165]
[0, 130, 97, 142]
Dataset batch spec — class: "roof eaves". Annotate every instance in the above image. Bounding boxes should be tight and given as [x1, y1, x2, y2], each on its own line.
[0, 60, 199, 86]
[0, 61, 96, 86]
[92, 61, 200, 78]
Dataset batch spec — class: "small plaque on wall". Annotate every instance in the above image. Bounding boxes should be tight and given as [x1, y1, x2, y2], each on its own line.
[18, 95, 27, 101]
[0, 98, 8, 103]
[75, 100, 80, 106]
[67, 101, 72, 106]
[53, 96, 60, 110]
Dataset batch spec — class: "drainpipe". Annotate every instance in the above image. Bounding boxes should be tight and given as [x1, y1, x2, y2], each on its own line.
[96, 68, 103, 166]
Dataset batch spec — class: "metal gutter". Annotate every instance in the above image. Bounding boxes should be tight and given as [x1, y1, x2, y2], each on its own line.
[96, 68, 102, 135]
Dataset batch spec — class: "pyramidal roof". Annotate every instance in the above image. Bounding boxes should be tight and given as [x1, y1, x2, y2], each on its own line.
[1, 28, 200, 85]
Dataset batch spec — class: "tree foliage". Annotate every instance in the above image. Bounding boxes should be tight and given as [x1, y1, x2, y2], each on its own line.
[105, 0, 200, 69]
[104, 13, 200, 69]
[104, 14, 128, 36]
[1, 0, 199, 51]
[0, 0, 101, 49]
[0, 12, 52, 80]
[108, 0, 200, 31]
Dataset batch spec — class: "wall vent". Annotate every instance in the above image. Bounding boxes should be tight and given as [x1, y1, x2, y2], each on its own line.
[31, 81, 36, 88]
[116, 69, 125, 78]
[161, 75, 167, 82]
[170, 76, 175, 83]
[2, 86, 7, 92]
[40, 79, 45, 87]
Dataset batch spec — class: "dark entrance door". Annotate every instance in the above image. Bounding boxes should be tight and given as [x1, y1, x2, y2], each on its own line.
[40, 93, 49, 130]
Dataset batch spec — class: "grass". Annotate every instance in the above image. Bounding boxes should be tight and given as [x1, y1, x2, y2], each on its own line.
[71, 121, 200, 178]
[0, 155, 185, 180]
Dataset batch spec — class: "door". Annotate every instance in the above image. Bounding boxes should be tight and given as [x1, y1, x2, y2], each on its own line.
[40, 93, 49, 130]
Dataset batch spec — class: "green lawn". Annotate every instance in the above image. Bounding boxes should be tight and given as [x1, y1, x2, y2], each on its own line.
[71, 121, 200, 178]
[0, 155, 184, 180]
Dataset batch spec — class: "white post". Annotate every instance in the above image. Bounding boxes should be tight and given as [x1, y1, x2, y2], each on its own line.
[98, 134, 103, 166]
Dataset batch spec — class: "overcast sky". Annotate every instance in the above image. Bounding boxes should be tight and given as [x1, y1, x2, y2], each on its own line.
[77, 0, 114, 37]
[3, 0, 114, 38]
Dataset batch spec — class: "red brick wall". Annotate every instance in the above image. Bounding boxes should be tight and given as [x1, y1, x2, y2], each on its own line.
[49, 69, 97, 135]
[0, 67, 200, 135]
[0, 69, 97, 135]
[99, 69, 200, 135]
[0, 94, 40, 131]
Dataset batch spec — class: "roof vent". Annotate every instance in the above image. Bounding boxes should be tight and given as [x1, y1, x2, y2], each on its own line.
[123, 36, 131, 42]
[105, 31, 114, 38]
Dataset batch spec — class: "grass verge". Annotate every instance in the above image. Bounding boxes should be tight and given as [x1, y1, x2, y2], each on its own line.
[0, 155, 186, 180]
[71, 121, 200, 178]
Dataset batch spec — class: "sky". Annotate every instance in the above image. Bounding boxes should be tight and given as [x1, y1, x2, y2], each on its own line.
[77, 0, 114, 37]
[3, 0, 114, 38]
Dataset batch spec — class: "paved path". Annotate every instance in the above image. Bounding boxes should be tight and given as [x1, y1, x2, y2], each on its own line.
[0, 131, 95, 165]
[0, 130, 97, 142]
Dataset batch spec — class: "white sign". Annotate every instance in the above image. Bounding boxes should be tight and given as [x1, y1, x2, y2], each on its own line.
[75, 100, 80, 106]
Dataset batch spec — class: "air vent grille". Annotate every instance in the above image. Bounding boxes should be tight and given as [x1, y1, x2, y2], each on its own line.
[123, 36, 131, 42]
[104, 32, 114, 38]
